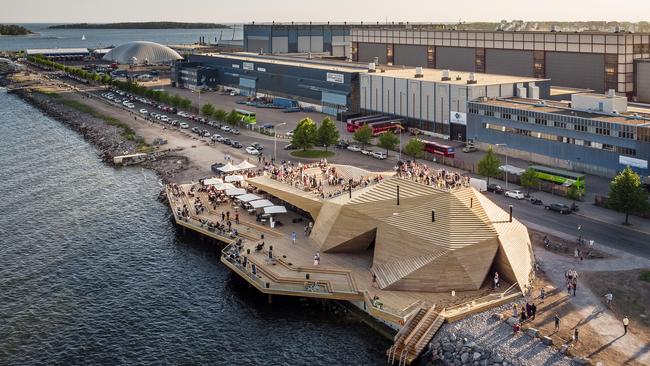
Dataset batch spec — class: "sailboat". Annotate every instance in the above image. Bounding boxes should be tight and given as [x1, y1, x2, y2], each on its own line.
[81, 34, 86, 41]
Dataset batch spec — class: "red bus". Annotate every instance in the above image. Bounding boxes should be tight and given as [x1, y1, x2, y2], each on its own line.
[367, 119, 403, 136]
[420, 139, 455, 158]
[346, 115, 395, 132]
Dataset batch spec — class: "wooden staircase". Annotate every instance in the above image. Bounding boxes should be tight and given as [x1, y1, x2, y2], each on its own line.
[387, 305, 445, 366]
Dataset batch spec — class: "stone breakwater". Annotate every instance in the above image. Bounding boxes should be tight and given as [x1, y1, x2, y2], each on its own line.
[425, 304, 575, 366]
[8, 88, 188, 183]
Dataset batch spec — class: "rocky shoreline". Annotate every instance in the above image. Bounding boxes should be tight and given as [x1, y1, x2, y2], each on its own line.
[5, 84, 190, 184]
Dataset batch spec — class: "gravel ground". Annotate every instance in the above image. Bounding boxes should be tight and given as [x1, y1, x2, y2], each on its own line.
[426, 303, 576, 366]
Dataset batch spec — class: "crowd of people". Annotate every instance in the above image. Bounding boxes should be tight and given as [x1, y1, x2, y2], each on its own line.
[395, 160, 470, 190]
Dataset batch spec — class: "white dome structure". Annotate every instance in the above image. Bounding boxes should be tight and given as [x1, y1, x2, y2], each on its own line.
[102, 41, 182, 65]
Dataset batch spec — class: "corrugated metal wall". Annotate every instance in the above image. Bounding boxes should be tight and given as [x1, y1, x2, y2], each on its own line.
[546, 52, 605, 92]
[636, 62, 650, 103]
[393, 45, 427, 67]
[271, 37, 288, 53]
[358, 43, 387, 64]
[486, 49, 534, 77]
[247, 38, 269, 54]
[435, 47, 476, 72]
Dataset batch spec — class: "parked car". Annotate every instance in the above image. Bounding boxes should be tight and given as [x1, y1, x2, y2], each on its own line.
[191, 127, 200, 134]
[462, 144, 478, 153]
[261, 123, 274, 129]
[335, 140, 350, 149]
[250, 142, 264, 150]
[245, 146, 261, 155]
[231, 141, 243, 148]
[347, 145, 362, 152]
[179, 122, 189, 129]
[487, 184, 504, 194]
[530, 198, 543, 205]
[231, 128, 240, 135]
[284, 143, 297, 150]
[171, 120, 179, 126]
[221, 125, 231, 132]
[211, 134, 223, 142]
[361, 148, 374, 156]
[505, 190, 525, 200]
[201, 130, 211, 137]
[139, 109, 148, 114]
[223, 138, 232, 145]
[372, 151, 387, 160]
[545, 203, 572, 214]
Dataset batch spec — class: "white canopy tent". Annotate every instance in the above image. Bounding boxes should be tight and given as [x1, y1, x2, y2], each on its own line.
[204, 178, 224, 185]
[224, 175, 244, 183]
[249, 199, 274, 209]
[213, 182, 237, 191]
[234, 160, 256, 170]
[263, 205, 288, 214]
[236, 193, 262, 203]
[218, 162, 239, 173]
[225, 188, 246, 196]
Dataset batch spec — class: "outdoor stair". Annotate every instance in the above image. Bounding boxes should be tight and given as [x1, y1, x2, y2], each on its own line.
[387, 304, 445, 366]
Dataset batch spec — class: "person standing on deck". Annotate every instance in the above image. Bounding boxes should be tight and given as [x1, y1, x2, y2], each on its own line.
[623, 316, 629, 334]
[291, 231, 296, 244]
[554, 314, 561, 331]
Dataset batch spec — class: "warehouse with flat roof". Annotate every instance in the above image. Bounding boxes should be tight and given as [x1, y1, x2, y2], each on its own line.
[359, 66, 550, 141]
[351, 28, 650, 100]
[244, 23, 353, 58]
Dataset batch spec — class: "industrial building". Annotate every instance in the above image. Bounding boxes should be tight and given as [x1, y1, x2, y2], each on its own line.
[466, 92, 650, 178]
[25, 48, 90, 61]
[351, 28, 650, 100]
[359, 66, 549, 141]
[244, 23, 352, 58]
[172, 53, 363, 115]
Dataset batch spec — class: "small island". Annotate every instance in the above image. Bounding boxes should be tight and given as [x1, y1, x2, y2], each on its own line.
[49, 22, 229, 30]
[0, 24, 33, 36]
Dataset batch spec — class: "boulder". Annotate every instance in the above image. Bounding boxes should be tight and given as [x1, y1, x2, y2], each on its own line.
[525, 327, 540, 338]
[574, 357, 591, 365]
[493, 354, 504, 363]
[449, 333, 458, 342]
[466, 341, 477, 348]
[473, 352, 482, 361]
[560, 344, 569, 354]
[492, 313, 504, 320]
[461, 352, 469, 363]
[540, 336, 553, 345]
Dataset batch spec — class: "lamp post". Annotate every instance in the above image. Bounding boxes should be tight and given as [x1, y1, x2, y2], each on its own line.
[495, 143, 508, 189]
[274, 122, 287, 163]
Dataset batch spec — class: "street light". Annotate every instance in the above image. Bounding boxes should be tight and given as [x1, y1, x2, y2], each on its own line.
[495, 143, 508, 189]
[274, 122, 287, 163]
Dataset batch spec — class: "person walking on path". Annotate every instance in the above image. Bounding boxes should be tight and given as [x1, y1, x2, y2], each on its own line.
[531, 303, 537, 320]
[540, 287, 546, 301]
[235, 212, 239, 224]
[494, 272, 500, 289]
[605, 292, 613, 308]
[554, 314, 561, 331]
[567, 281, 572, 295]
[573, 328, 579, 343]
[513, 303, 518, 317]
[623, 316, 629, 334]
[572, 278, 577, 297]
[291, 231, 296, 245]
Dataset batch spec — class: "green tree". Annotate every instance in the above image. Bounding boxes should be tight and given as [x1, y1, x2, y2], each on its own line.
[226, 110, 241, 125]
[292, 118, 318, 151]
[403, 138, 424, 161]
[477, 146, 501, 185]
[179, 97, 192, 110]
[201, 103, 215, 117]
[170, 94, 183, 108]
[378, 131, 399, 155]
[353, 124, 373, 148]
[317, 117, 339, 152]
[213, 108, 227, 122]
[607, 166, 650, 225]
[520, 167, 540, 194]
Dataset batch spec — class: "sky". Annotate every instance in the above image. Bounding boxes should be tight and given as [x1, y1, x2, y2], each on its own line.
[2, 0, 650, 23]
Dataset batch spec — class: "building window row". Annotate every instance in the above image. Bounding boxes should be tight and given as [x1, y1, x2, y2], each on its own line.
[482, 122, 637, 157]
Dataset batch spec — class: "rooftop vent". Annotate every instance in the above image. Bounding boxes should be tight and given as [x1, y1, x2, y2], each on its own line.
[455, 75, 462, 81]
[467, 72, 477, 84]
[441, 69, 451, 81]
[373, 56, 379, 65]
[415, 67, 424, 78]
[607, 89, 616, 98]
[368, 62, 376, 73]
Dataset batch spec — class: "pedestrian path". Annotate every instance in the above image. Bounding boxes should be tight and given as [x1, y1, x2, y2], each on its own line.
[531, 225, 650, 365]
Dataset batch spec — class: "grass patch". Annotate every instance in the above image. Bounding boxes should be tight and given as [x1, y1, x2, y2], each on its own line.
[54, 97, 139, 142]
[640, 271, 650, 283]
[290, 150, 335, 159]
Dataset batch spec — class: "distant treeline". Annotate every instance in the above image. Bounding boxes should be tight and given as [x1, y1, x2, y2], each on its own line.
[451, 21, 650, 33]
[49, 22, 229, 30]
[0, 24, 32, 35]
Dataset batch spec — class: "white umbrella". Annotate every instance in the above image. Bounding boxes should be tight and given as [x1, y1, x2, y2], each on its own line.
[235, 160, 257, 170]
[225, 188, 246, 196]
[204, 177, 224, 185]
[225, 175, 244, 183]
[264, 205, 287, 214]
[236, 193, 262, 203]
[249, 199, 274, 209]
[218, 162, 238, 173]
[213, 182, 237, 191]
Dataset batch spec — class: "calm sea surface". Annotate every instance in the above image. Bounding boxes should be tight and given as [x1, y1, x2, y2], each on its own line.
[0, 23, 243, 51]
[0, 89, 387, 365]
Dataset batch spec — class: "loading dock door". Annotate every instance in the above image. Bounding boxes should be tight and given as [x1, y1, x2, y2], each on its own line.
[436, 47, 476, 72]
[394, 45, 428, 67]
[271, 37, 289, 53]
[486, 49, 534, 77]
[358, 43, 388, 64]
[636, 62, 650, 103]
[546, 52, 605, 92]
[247, 38, 269, 54]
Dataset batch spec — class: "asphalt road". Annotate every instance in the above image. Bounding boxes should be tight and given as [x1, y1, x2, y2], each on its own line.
[76, 81, 649, 260]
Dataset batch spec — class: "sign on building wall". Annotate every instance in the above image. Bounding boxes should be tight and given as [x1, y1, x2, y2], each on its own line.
[257, 67, 266, 72]
[232, 64, 240, 69]
[450, 111, 467, 125]
[326, 72, 345, 84]
[243, 62, 254, 71]
[619, 155, 648, 169]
